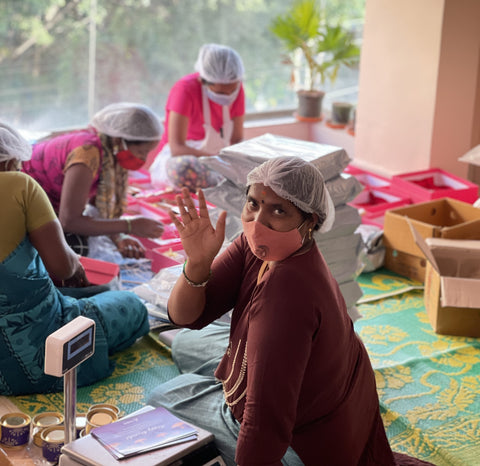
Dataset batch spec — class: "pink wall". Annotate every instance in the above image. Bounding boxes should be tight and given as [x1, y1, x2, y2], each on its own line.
[352, 0, 480, 178]
[431, 0, 480, 174]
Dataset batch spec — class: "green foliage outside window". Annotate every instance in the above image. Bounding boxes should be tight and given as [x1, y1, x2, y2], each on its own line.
[0, 0, 364, 131]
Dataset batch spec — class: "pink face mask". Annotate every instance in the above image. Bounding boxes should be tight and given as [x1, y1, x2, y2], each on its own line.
[242, 219, 305, 262]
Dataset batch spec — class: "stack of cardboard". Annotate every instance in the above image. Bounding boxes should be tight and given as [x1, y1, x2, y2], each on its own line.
[202, 133, 365, 321]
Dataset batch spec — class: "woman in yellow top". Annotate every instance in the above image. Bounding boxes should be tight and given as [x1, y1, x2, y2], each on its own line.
[23, 102, 164, 257]
[0, 121, 149, 395]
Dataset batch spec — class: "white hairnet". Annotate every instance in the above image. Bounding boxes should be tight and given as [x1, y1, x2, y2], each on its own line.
[91, 102, 163, 141]
[247, 156, 335, 233]
[194, 43, 245, 84]
[0, 121, 32, 163]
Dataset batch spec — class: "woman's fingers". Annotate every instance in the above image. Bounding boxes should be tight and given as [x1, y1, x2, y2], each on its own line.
[184, 192, 199, 219]
[175, 188, 200, 224]
[169, 208, 184, 232]
[196, 189, 210, 219]
[118, 238, 145, 259]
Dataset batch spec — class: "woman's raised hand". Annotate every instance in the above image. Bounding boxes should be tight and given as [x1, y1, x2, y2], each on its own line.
[169, 188, 226, 265]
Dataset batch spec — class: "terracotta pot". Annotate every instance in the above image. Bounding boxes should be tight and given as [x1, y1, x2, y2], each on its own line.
[296, 90, 325, 120]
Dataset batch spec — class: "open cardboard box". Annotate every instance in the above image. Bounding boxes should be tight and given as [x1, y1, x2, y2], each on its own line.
[384, 198, 480, 257]
[409, 220, 480, 337]
[383, 198, 480, 281]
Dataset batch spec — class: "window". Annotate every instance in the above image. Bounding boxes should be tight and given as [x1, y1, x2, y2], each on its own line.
[0, 0, 364, 131]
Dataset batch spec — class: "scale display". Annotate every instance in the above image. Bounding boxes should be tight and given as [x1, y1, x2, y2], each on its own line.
[45, 316, 96, 377]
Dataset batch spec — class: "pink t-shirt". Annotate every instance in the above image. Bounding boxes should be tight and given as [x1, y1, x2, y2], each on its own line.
[157, 72, 245, 152]
[22, 129, 103, 212]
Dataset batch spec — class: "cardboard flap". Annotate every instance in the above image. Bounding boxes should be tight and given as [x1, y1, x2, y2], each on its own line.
[407, 218, 440, 273]
[440, 276, 480, 308]
[425, 237, 480, 251]
[441, 219, 480, 240]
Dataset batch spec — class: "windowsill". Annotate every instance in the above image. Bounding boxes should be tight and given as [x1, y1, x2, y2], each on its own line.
[243, 109, 356, 158]
[244, 109, 297, 128]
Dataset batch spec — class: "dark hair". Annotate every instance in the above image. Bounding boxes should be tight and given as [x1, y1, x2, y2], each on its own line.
[124, 139, 151, 146]
[300, 210, 323, 231]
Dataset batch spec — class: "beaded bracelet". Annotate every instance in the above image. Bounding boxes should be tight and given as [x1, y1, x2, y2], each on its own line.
[125, 218, 132, 234]
[182, 260, 212, 288]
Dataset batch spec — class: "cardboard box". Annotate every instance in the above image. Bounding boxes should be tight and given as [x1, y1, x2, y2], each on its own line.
[384, 247, 427, 282]
[392, 168, 478, 204]
[383, 198, 480, 258]
[410, 222, 480, 337]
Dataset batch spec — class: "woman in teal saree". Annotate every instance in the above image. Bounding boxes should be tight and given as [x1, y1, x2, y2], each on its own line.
[0, 121, 149, 396]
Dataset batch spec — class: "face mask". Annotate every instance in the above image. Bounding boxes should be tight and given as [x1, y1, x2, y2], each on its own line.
[206, 85, 240, 106]
[115, 140, 145, 171]
[242, 219, 305, 262]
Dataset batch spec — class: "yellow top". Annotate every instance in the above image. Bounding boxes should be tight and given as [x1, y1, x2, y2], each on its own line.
[0, 171, 56, 262]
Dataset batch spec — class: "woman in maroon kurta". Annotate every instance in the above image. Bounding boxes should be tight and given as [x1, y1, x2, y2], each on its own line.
[148, 156, 395, 465]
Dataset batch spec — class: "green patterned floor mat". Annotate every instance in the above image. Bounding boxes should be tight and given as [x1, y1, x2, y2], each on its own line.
[5, 268, 480, 465]
[355, 269, 480, 466]
[8, 334, 179, 416]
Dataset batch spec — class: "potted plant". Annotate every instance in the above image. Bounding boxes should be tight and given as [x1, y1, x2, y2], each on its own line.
[269, 0, 360, 120]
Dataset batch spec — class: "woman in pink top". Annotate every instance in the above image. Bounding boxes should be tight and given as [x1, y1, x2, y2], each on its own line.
[23, 103, 164, 257]
[149, 43, 245, 191]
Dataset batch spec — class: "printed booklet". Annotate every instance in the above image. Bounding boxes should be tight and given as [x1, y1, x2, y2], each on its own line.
[91, 406, 198, 460]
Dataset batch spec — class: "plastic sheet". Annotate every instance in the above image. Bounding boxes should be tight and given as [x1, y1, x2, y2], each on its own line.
[132, 264, 183, 316]
[204, 133, 351, 185]
[355, 224, 386, 272]
[458, 144, 480, 166]
[316, 233, 363, 265]
[325, 173, 363, 206]
[339, 280, 364, 309]
[317, 204, 362, 240]
[204, 170, 363, 212]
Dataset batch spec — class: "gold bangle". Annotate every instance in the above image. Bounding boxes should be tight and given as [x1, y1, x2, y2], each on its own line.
[182, 260, 211, 288]
[125, 218, 132, 234]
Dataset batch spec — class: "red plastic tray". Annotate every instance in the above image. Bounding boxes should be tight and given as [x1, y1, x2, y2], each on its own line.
[80, 257, 120, 285]
[391, 168, 478, 203]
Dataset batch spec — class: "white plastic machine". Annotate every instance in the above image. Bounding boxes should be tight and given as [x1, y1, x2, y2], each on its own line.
[45, 316, 96, 445]
[51, 317, 224, 466]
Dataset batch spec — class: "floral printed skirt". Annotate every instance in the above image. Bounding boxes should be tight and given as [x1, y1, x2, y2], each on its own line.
[166, 155, 223, 192]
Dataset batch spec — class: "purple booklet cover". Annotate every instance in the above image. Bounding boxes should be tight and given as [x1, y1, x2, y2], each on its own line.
[91, 406, 198, 459]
